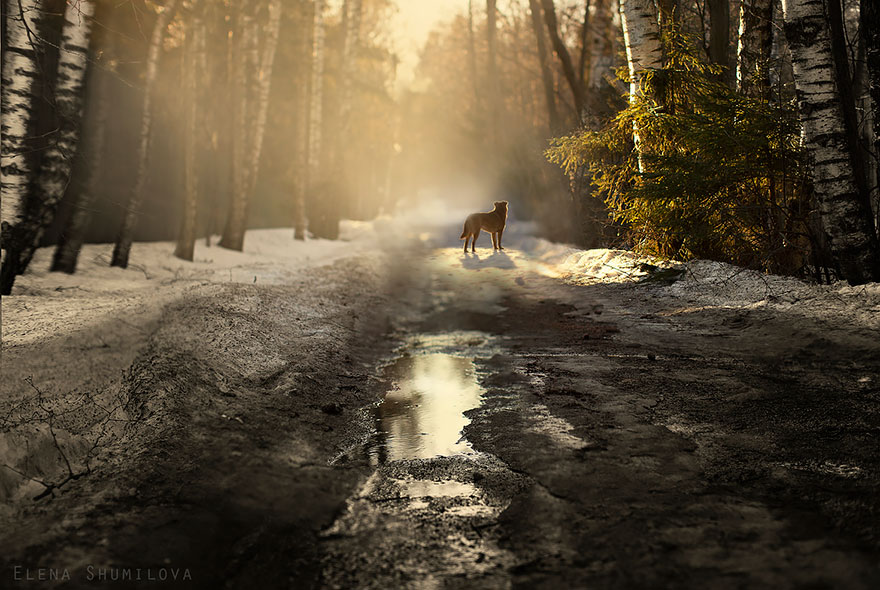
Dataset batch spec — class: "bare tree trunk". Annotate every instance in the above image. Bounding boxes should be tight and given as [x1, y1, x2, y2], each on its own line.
[736, 0, 774, 96]
[305, 0, 327, 237]
[826, 0, 871, 211]
[620, 0, 662, 170]
[339, 0, 363, 218]
[294, 1, 315, 240]
[1, 0, 43, 264]
[175, 0, 207, 261]
[111, 0, 179, 268]
[782, 0, 880, 284]
[52, 49, 113, 273]
[245, 0, 282, 200]
[1, 0, 95, 294]
[540, 0, 586, 118]
[708, 0, 731, 85]
[467, 0, 481, 112]
[219, 1, 257, 251]
[862, 0, 880, 228]
[486, 0, 499, 147]
[577, 0, 592, 86]
[219, 0, 282, 251]
[527, 0, 560, 132]
[588, 0, 616, 91]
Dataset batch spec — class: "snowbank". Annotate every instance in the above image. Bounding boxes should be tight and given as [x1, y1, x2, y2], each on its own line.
[483, 230, 880, 330]
[2, 221, 383, 348]
[14, 221, 381, 295]
[667, 259, 880, 329]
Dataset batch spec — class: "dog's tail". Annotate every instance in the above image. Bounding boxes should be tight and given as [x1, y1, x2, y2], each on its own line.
[460, 221, 468, 239]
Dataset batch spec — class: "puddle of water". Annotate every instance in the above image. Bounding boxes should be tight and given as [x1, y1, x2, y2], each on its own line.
[395, 478, 479, 498]
[368, 353, 485, 463]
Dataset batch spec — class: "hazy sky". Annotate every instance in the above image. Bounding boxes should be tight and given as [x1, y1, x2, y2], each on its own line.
[391, 0, 471, 86]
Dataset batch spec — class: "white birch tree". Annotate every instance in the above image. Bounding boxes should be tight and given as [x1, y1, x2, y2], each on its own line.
[619, 0, 662, 101]
[619, 0, 662, 171]
[736, 0, 774, 96]
[1, 0, 43, 270]
[51, 57, 110, 274]
[2, 0, 95, 294]
[782, 0, 880, 283]
[17, 0, 96, 268]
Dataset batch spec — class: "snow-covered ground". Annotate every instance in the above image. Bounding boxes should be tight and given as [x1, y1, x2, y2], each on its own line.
[4, 210, 878, 350]
[2, 221, 379, 349]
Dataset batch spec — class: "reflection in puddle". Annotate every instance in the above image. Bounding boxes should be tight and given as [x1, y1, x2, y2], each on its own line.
[395, 479, 478, 498]
[368, 353, 484, 464]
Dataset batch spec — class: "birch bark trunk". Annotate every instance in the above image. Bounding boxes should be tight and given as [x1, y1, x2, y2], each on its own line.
[619, 0, 662, 171]
[175, 0, 207, 261]
[1, 0, 43, 259]
[619, 0, 662, 102]
[52, 41, 113, 273]
[1, 0, 95, 294]
[782, 0, 880, 283]
[111, 0, 179, 268]
[736, 0, 774, 96]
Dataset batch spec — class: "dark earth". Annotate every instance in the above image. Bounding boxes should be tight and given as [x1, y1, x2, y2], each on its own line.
[2, 226, 879, 589]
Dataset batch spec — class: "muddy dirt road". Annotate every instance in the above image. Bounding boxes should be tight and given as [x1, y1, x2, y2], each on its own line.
[2, 224, 879, 589]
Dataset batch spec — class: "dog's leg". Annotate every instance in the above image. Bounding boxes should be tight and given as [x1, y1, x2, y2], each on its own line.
[463, 235, 470, 253]
[491, 232, 498, 249]
[472, 229, 480, 252]
[498, 227, 504, 250]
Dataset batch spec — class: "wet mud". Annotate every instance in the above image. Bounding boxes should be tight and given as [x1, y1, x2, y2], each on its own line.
[2, 238, 879, 589]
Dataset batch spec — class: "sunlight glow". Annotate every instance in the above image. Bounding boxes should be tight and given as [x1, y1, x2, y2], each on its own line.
[376, 353, 484, 461]
[392, 0, 471, 87]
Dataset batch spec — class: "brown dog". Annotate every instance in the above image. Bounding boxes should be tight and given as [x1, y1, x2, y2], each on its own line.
[460, 201, 508, 253]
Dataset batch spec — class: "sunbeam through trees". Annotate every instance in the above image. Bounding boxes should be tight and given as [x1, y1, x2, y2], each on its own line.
[2, 1, 880, 587]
